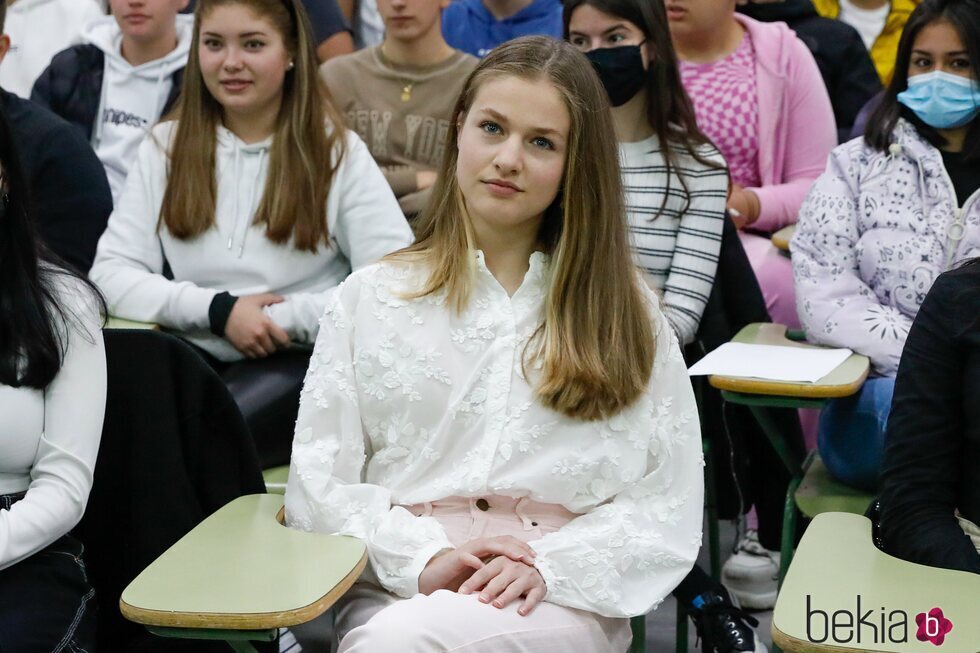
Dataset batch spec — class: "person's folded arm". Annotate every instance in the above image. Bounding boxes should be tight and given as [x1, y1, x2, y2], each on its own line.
[382, 163, 423, 198]
[749, 38, 837, 232]
[661, 147, 728, 345]
[89, 135, 217, 331]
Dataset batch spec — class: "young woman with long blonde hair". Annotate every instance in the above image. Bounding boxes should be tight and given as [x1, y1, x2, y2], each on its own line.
[284, 36, 703, 652]
[90, 0, 412, 466]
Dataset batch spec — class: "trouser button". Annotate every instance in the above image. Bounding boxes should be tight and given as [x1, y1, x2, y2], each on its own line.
[475, 498, 490, 511]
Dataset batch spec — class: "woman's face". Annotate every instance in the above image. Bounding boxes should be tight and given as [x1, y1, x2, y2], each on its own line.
[198, 4, 292, 123]
[908, 19, 974, 81]
[662, 0, 735, 43]
[455, 75, 571, 242]
[567, 4, 649, 67]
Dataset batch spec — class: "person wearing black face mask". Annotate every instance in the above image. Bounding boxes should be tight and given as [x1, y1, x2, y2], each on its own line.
[585, 42, 647, 107]
[567, 2, 771, 652]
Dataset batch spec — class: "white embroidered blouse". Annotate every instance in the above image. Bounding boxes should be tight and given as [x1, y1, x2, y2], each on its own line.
[284, 252, 704, 618]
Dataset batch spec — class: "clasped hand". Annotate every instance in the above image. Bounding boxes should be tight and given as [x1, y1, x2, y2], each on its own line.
[224, 293, 291, 358]
[418, 536, 547, 616]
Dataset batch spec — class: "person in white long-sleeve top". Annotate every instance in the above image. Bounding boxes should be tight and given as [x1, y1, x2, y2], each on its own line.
[0, 103, 106, 651]
[90, 0, 413, 467]
[284, 36, 704, 652]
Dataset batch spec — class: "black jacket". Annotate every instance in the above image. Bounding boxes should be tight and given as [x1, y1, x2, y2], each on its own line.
[31, 44, 184, 142]
[739, 0, 881, 143]
[75, 329, 267, 652]
[879, 262, 980, 575]
[686, 219, 806, 549]
[0, 88, 112, 272]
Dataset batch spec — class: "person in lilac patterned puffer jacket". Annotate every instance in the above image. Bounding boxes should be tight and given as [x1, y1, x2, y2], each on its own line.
[791, 0, 980, 491]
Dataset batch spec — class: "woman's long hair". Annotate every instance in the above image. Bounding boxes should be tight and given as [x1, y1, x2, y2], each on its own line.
[159, 0, 346, 251]
[865, 0, 980, 160]
[563, 0, 726, 212]
[0, 106, 105, 389]
[392, 36, 657, 422]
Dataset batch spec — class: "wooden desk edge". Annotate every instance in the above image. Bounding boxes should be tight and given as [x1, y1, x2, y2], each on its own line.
[772, 225, 796, 252]
[772, 622, 889, 653]
[708, 368, 869, 399]
[119, 548, 367, 630]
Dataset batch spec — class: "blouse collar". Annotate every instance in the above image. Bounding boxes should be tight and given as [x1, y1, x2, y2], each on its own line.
[473, 249, 551, 298]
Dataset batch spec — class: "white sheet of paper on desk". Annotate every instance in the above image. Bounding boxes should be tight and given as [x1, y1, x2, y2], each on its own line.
[687, 343, 853, 383]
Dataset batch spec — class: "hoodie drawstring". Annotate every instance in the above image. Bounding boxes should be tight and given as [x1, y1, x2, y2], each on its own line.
[93, 67, 110, 146]
[228, 141, 241, 252]
[226, 139, 268, 258]
[237, 151, 267, 258]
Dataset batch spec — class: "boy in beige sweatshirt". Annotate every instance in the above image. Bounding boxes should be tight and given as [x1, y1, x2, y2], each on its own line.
[321, 0, 477, 217]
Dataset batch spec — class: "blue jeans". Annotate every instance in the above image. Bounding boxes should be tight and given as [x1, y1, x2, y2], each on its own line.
[0, 494, 97, 652]
[818, 376, 896, 491]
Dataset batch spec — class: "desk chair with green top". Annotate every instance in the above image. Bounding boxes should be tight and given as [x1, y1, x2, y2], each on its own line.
[707, 323, 871, 586]
[772, 512, 980, 653]
[121, 494, 367, 653]
[106, 316, 160, 330]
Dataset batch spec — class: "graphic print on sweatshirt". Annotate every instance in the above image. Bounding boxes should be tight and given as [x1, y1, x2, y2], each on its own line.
[346, 110, 451, 169]
[85, 15, 193, 202]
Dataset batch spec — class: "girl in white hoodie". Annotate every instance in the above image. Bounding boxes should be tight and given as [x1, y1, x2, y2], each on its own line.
[90, 0, 413, 466]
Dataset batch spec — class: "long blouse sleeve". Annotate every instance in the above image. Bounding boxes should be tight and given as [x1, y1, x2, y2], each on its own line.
[0, 278, 106, 569]
[748, 34, 837, 233]
[284, 277, 455, 598]
[660, 149, 728, 344]
[791, 145, 912, 375]
[528, 306, 704, 618]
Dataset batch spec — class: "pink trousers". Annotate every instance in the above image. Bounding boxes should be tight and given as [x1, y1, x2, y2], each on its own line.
[335, 496, 632, 653]
[739, 231, 800, 329]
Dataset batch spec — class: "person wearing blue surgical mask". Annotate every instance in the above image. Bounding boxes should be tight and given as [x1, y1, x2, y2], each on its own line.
[792, 0, 980, 496]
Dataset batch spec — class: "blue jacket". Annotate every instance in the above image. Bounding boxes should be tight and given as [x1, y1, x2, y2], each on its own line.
[442, 0, 563, 58]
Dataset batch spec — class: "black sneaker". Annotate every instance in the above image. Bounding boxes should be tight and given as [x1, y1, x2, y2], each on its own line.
[688, 586, 768, 653]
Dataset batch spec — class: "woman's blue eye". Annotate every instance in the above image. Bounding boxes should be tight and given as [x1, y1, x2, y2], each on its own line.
[480, 121, 502, 135]
[532, 137, 555, 150]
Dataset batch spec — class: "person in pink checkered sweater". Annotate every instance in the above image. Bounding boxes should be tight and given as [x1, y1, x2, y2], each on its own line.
[667, 0, 837, 612]
[668, 0, 837, 331]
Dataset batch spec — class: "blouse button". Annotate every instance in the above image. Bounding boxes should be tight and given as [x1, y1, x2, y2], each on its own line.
[476, 498, 490, 511]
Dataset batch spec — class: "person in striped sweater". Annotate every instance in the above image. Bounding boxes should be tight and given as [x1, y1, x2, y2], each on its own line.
[566, 3, 769, 653]
[565, 0, 728, 347]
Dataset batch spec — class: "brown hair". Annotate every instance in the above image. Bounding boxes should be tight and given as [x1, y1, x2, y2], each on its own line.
[159, 0, 346, 251]
[392, 36, 657, 421]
